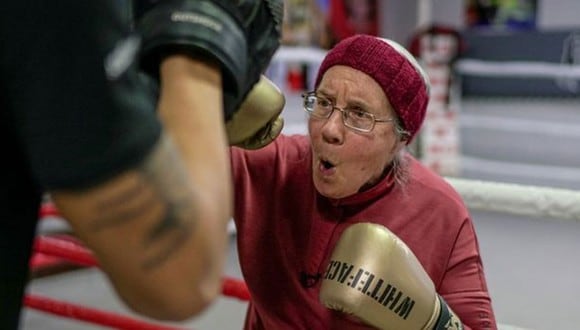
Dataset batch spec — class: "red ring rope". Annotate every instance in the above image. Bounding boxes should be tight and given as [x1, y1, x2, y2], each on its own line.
[32, 236, 251, 300]
[34, 236, 96, 267]
[27, 235, 251, 329]
[25, 294, 188, 330]
[37, 201, 251, 299]
[39, 203, 60, 218]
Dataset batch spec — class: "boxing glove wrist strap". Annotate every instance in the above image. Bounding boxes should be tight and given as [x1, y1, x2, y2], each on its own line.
[432, 295, 463, 330]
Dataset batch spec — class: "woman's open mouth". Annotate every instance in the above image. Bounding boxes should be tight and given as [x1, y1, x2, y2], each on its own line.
[318, 158, 336, 175]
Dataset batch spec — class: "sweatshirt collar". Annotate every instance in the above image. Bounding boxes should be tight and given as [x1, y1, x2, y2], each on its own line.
[325, 167, 395, 207]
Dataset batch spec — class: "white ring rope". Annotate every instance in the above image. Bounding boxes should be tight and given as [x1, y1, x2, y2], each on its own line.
[272, 46, 327, 66]
[272, 47, 580, 80]
[37, 51, 580, 232]
[445, 177, 580, 222]
[37, 177, 580, 234]
[455, 59, 580, 79]
[269, 47, 580, 224]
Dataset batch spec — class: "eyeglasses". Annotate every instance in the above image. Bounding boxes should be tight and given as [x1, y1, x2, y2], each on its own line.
[302, 92, 395, 133]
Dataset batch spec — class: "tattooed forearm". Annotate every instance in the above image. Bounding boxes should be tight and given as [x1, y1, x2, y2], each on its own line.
[141, 207, 192, 270]
[137, 133, 199, 270]
[89, 181, 156, 231]
[88, 133, 199, 270]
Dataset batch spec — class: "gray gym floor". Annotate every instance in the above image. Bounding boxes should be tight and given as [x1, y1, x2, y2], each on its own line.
[20, 96, 580, 330]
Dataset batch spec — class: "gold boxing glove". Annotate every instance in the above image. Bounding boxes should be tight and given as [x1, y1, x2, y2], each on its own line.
[226, 75, 285, 150]
[320, 223, 463, 330]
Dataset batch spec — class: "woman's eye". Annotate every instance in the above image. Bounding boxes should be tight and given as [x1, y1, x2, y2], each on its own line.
[318, 99, 332, 107]
[351, 109, 367, 118]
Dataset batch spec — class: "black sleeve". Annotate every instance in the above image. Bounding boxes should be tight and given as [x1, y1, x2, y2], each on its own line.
[0, 0, 162, 189]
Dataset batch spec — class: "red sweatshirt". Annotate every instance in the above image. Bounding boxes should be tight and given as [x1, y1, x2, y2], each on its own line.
[231, 135, 496, 329]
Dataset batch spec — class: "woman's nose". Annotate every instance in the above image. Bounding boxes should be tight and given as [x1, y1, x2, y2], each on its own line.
[320, 109, 344, 144]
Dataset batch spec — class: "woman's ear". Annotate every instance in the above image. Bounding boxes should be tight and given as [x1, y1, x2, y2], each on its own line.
[399, 131, 411, 145]
[391, 136, 408, 155]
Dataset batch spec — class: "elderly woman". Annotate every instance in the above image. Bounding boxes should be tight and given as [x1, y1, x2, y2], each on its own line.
[231, 34, 496, 329]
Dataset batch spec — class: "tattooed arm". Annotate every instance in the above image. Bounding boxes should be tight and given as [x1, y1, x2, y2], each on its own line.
[49, 56, 232, 321]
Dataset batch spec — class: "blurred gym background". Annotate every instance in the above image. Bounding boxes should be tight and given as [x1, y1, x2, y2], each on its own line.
[22, 1, 580, 329]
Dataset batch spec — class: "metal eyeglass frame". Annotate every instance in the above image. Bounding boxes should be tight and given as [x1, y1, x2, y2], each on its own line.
[301, 91, 395, 133]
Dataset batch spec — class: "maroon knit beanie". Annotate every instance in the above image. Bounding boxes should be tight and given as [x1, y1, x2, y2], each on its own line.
[315, 35, 430, 143]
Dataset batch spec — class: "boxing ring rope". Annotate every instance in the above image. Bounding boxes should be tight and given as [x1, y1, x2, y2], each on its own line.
[267, 46, 580, 223]
[30, 175, 580, 328]
[28, 234, 250, 329]
[37, 177, 580, 230]
[268, 47, 580, 91]
[33, 45, 580, 325]
[24, 294, 187, 330]
[31, 235, 251, 301]
[454, 59, 580, 79]
[446, 178, 580, 222]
